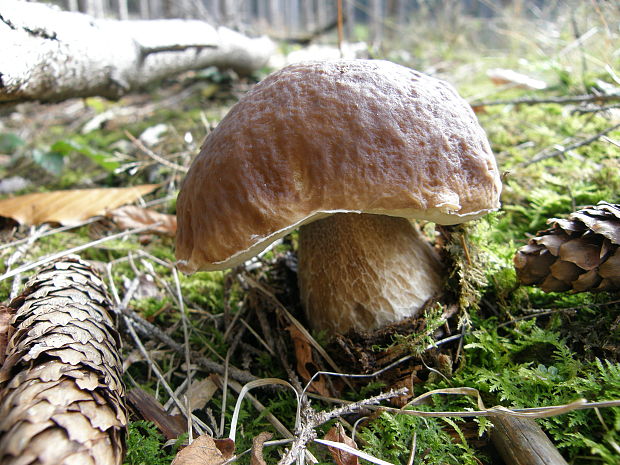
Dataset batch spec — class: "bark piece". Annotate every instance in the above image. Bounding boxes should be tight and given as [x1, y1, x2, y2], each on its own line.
[0, 256, 127, 465]
[514, 202, 620, 293]
[126, 388, 186, 441]
[0, 1, 274, 104]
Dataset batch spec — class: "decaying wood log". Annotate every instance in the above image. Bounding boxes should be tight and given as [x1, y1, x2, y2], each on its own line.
[0, 0, 275, 104]
[0, 256, 127, 465]
[491, 415, 568, 465]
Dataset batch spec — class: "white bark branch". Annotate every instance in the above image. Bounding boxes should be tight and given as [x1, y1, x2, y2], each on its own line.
[0, 0, 275, 104]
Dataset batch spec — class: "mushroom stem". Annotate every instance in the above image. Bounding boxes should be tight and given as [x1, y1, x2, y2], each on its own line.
[297, 213, 444, 334]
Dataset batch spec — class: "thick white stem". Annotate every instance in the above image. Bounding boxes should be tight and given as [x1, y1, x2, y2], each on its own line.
[298, 213, 444, 334]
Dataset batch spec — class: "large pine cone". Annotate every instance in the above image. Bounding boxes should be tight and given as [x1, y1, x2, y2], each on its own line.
[514, 202, 620, 293]
[0, 256, 127, 465]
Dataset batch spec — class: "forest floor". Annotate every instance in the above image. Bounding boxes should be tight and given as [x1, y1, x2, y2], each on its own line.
[1, 3, 620, 465]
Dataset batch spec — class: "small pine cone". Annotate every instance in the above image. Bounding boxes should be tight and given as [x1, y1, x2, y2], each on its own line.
[0, 256, 127, 465]
[514, 202, 620, 293]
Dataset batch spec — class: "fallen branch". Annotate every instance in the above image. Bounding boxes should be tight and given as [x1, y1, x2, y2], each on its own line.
[0, 0, 274, 104]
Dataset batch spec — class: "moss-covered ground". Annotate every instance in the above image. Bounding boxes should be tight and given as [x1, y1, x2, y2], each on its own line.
[1, 2, 619, 464]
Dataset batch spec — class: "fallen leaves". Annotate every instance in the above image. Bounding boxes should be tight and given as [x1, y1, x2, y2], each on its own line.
[324, 424, 359, 465]
[286, 325, 330, 396]
[0, 184, 159, 226]
[486, 68, 547, 90]
[171, 434, 234, 465]
[0, 305, 14, 365]
[108, 204, 177, 237]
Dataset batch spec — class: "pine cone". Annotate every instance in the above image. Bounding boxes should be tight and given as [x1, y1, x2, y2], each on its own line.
[0, 256, 127, 465]
[514, 202, 620, 293]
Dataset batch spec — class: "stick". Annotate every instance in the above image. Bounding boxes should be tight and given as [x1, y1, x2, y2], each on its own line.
[491, 415, 568, 465]
[471, 93, 620, 109]
[523, 122, 620, 166]
[120, 305, 258, 384]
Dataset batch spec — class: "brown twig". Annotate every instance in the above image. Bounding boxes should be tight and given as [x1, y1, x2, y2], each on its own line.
[119, 304, 258, 385]
[471, 93, 620, 109]
[522, 121, 620, 166]
[125, 130, 189, 173]
[573, 103, 620, 114]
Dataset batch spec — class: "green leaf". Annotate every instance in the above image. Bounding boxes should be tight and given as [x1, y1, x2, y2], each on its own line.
[32, 148, 65, 175]
[51, 139, 119, 172]
[0, 133, 25, 153]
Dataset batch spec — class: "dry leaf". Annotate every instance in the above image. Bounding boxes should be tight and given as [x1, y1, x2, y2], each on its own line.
[176, 377, 218, 413]
[286, 325, 330, 397]
[123, 273, 162, 301]
[0, 305, 14, 365]
[324, 424, 359, 465]
[171, 434, 229, 465]
[0, 184, 158, 226]
[250, 432, 273, 465]
[214, 438, 235, 460]
[108, 205, 177, 236]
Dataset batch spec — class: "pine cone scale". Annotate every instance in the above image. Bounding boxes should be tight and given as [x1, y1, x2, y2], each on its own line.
[558, 238, 603, 270]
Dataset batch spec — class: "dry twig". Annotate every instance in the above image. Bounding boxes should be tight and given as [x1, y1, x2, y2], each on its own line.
[471, 93, 620, 109]
[523, 122, 620, 166]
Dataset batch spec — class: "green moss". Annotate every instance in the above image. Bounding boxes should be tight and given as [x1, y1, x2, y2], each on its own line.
[359, 409, 482, 465]
[423, 311, 620, 464]
[124, 421, 185, 465]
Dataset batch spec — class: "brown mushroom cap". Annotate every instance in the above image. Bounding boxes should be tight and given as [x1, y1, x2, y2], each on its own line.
[176, 59, 501, 272]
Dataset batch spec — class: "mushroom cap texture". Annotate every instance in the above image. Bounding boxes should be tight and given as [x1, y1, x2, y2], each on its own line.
[176, 59, 502, 272]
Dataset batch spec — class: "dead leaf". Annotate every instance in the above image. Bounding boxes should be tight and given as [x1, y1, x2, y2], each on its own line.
[171, 434, 228, 465]
[123, 273, 162, 301]
[0, 305, 15, 365]
[184, 377, 219, 412]
[213, 438, 235, 460]
[324, 424, 359, 465]
[286, 325, 330, 397]
[250, 432, 273, 465]
[169, 376, 219, 416]
[108, 205, 176, 236]
[0, 185, 159, 226]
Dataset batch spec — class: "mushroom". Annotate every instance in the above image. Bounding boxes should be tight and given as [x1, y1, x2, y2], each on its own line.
[175, 59, 502, 334]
